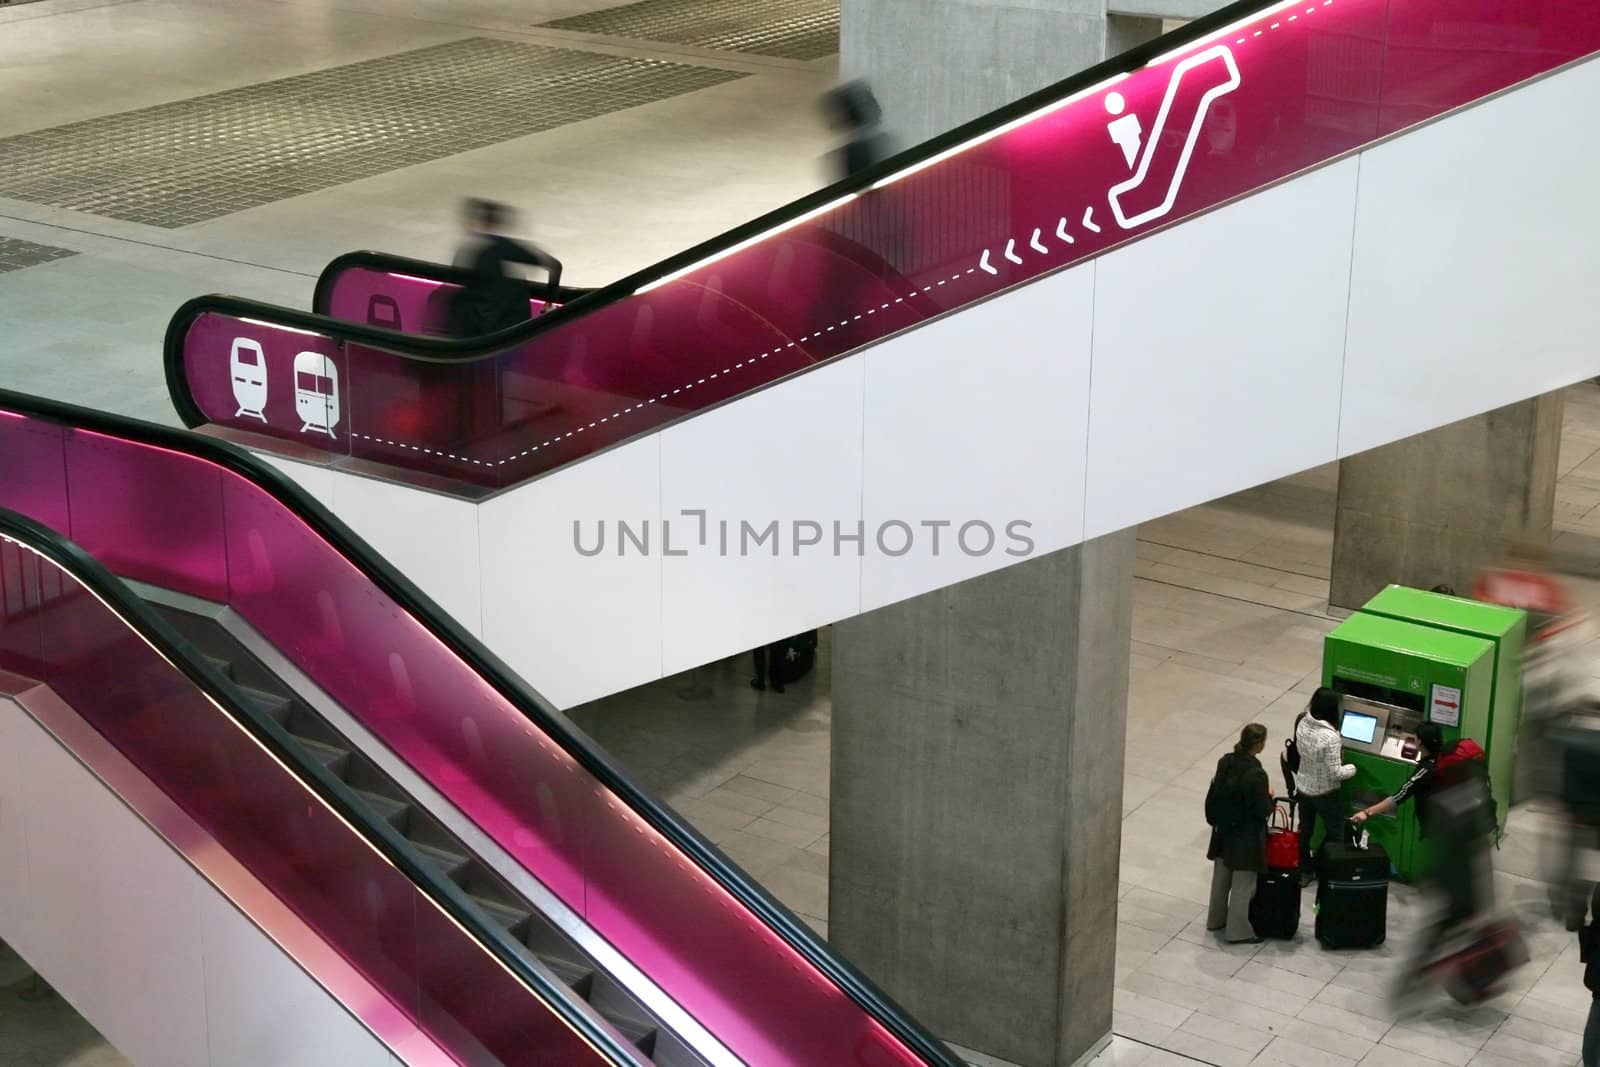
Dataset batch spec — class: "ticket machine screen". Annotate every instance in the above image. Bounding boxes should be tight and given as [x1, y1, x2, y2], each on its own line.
[1340, 711, 1378, 744]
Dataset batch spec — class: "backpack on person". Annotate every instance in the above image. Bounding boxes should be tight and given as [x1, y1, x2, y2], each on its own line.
[1280, 711, 1307, 798]
[1433, 739, 1498, 839]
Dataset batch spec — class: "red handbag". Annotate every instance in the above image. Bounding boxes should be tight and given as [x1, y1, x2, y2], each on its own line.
[1265, 799, 1300, 870]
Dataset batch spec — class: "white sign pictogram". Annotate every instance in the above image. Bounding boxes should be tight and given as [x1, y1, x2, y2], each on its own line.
[230, 338, 268, 422]
[1108, 45, 1243, 230]
[293, 351, 340, 437]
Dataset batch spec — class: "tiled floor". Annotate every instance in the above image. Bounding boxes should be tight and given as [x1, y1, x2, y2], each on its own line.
[0, 237, 76, 275]
[0, 940, 127, 1066]
[543, 0, 839, 60]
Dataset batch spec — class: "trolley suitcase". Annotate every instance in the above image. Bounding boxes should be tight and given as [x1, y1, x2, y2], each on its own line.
[1434, 920, 1529, 1004]
[1250, 866, 1301, 940]
[1315, 839, 1388, 949]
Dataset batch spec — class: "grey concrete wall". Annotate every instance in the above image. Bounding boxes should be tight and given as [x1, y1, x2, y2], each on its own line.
[839, 0, 1161, 146]
[830, 534, 1135, 1066]
[1330, 393, 1564, 609]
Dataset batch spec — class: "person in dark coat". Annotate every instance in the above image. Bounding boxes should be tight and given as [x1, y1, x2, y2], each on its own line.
[447, 198, 562, 338]
[820, 80, 893, 181]
[1206, 723, 1273, 943]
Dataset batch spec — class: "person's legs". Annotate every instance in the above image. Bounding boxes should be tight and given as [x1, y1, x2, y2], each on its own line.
[1297, 795, 1318, 872]
[751, 646, 768, 691]
[1225, 869, 1258, 942]
[1207, 860, 1231, 931]
[1312, 790, 1346, 853]
[1584, 997, 1600, 1067]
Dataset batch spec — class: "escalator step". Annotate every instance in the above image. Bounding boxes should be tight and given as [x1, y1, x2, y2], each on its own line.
[294, 735, 351, 775]
[236, 684, 293, 723]
[469, 894, 533, 936]
[202, 654, 234, 679]
[353, 789, 411, 831]
[598, 1008, 657, 1056]
[411, 842, 471, 884]
[535, 953, 594, 997]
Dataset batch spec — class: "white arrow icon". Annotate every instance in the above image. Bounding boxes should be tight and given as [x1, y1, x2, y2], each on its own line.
[979, 249, 997, 274]
[1030, 228, 1048, 254]
[1004, 239, 1023, 265]
[1056, 218, 1074, 244]
[1082, 207, 1102, 234]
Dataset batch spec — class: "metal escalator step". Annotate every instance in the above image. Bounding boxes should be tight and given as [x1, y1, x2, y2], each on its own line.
[202, 654, 234, 679]
[411, 843, 471, 884]
[293, 735, 351, 775]
[469, 895, 532, 936]
[535, 953, 594, 997]
[353, 789, 411, 831]
[598, 1007, 657, 1056]
[235, 684, 293, 723]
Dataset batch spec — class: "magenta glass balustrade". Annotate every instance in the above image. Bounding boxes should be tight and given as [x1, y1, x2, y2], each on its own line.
[320, 265, 556, 333]
[0, 404, 940, 1067]
[0, 529, 610, 1067]
[173, 0, 1600, 492]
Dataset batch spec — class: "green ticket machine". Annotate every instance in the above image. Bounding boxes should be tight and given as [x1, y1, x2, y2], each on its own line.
[1321, 588, 1525, 882]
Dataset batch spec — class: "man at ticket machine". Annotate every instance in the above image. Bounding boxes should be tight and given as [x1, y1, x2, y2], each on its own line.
[1353, 722, 1497, 990]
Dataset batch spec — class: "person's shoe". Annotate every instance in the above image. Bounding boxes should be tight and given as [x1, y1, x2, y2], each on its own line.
[750, 678, 766, 692]
[1225, 935, 1265, 945]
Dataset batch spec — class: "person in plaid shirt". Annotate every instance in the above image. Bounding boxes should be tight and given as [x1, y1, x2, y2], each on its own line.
[1295, 688, 1356, 882]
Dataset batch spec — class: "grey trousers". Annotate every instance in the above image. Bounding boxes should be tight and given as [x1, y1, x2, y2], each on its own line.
[1208, 860, 1258, 942]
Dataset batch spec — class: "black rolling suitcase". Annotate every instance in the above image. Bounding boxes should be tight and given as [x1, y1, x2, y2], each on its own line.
[1315, 839, 1388, 949]
[1250, 800, 1302, 939]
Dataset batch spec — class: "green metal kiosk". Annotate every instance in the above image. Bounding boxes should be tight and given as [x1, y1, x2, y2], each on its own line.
[1321, 612, 1496, 882]
[1358, 585, 1526, 834]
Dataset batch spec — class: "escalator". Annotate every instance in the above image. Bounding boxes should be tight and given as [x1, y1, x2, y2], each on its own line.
[158, 0, 1600, 708]
[0, 389, 962, 1067]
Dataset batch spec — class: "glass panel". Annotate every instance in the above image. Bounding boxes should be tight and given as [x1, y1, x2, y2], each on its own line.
[322, 265, 555, 333]
[0, 534, 607, 1067]
[177, 0, 1600, 496]
[0, 403, 943, 1066]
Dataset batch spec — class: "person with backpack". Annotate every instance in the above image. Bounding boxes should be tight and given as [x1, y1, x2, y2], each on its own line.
[1353, 723, 1495, 992]
[1293, 687, 1357, 884]
[1206, 724, 1274, 943]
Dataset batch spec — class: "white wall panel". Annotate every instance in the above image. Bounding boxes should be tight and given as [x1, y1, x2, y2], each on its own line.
[1339, 57, 1600, 457]
[1084, 157, 1359, 538]
[0, 690, 31, 948]
[0, 697, 407, 1067]
[479, 435, 664, 710]
[329, 473, 484, 636]
[859, 266, 1094, 612]
[659, 358, 865, 675]
[199, 886, 391, 1067]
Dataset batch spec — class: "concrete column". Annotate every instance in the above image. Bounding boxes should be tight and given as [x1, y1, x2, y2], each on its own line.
[1330, 394, 1564, 609]
[839, 0, 1163, 146]
[830, 534, 1136, 1067]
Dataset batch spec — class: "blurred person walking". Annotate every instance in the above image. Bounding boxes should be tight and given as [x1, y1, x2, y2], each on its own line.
[448, 198, 563, 338]
[1205, 723, 1273, 944]
[1582, 884, 1600, 1066]
[821, 80, 893, 181]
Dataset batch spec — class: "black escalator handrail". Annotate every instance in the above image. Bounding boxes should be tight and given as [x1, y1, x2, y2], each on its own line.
[0, 502, 640, 1067]
[0, 387, 967, 1067]
[311, 249, 596, 318]
[166, 0, 1272, 424]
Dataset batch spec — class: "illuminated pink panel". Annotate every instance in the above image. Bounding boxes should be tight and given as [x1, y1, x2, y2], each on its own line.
[62, 429, 230, 602]
[0, 413, 70, 534]
[184, 311, 350, 457]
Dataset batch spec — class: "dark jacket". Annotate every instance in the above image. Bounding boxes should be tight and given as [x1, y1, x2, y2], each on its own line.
[1206, 751, 1272, 872]
[448, 234, 561, 337]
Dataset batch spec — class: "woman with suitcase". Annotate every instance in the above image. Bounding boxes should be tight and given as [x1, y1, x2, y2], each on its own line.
[1205, 724, 1273, 944]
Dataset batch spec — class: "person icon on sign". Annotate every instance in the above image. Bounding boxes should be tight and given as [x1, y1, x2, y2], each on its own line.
[1105, 91, 1143, 169]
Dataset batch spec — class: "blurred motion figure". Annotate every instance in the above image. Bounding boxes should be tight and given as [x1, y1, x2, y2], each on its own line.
[448, 198, 563, 338]
[821, 80, 893, 181]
